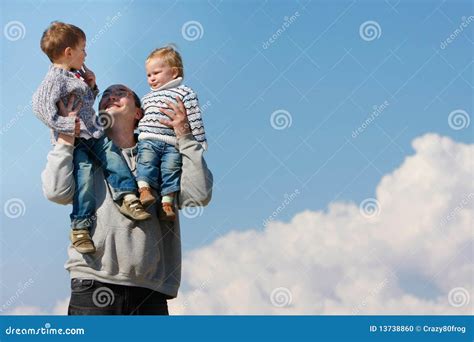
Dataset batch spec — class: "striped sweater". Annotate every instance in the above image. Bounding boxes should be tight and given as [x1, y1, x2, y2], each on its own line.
[138, 77, 207, 149]
[32, 65, 102, 144]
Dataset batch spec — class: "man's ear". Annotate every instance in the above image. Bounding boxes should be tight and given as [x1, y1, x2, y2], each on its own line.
[135, 107, 144, 121]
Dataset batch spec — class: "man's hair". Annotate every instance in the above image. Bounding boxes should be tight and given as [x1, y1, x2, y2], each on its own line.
[100, 85, 143, 128]
[146, 46, 184, 78]
[40, 21, 86, 62]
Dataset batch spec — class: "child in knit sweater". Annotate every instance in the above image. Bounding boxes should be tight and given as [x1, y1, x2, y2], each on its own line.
[137, 46, 207, 220]
[32, 22, 151, 254]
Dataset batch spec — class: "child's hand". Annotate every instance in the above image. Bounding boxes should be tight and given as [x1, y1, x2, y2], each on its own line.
[81, 64, 96, 89]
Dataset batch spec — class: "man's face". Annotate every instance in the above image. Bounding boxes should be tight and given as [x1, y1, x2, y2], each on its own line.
[99, 85, 141, 126]
[146, 57, 178, 89]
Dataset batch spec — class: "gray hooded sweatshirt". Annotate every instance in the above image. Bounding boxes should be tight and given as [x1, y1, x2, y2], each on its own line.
[41, 133, 213, 298]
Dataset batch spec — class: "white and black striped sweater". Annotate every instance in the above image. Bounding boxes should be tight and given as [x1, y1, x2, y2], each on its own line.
[139, 77, 207, 149]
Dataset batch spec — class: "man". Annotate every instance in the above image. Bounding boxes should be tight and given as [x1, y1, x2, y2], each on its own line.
[41, 84, 213, 315]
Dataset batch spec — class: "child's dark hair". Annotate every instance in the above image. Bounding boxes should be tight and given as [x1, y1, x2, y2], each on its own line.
[40, 21, 86, 62]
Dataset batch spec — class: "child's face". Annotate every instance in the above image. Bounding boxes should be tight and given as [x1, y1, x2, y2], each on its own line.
[146, 57, 178, 89]
[69, 39, 87, 70]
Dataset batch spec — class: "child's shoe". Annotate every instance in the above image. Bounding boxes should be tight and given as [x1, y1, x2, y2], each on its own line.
[158, 202, 176, 221]
[70, 229, 96, 254]
[139, 187, 156, 208]
[119, 196, 152, 221]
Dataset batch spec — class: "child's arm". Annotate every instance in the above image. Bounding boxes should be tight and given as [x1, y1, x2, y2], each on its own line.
[32, 81, 78, 136]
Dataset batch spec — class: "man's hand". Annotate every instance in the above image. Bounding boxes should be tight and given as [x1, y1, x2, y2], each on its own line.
[160, 97, 191, 139]
[57, 94, 81, 145]
[81, 64, 96, 89]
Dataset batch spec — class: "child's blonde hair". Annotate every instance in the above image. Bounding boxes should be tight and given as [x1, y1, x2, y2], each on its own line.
[146, 46, 184, 78]
[40, 21, 86, 62]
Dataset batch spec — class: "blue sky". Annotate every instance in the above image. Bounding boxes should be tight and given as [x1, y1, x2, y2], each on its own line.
[0, 0, 472, 312]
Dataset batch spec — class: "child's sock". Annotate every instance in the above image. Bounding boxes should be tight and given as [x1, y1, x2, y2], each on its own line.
[138, 180, 150, 189]
[162, 195, 174, 204]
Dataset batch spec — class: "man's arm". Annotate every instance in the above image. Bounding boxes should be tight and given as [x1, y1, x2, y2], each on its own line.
[41, 142, 76, 205]
[40, 96, 81, 205]
[177, 133, 213, 209]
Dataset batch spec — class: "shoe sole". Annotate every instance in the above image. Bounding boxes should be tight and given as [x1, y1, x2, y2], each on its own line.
[119, 207, 152, 221]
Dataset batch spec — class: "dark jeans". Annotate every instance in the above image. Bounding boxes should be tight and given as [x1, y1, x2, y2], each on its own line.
[71, 136, 138, 229]
[68, 278, 170, 315]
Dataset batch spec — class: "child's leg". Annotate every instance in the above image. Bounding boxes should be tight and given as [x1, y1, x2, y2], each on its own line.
[158, 144, 182, 221]
[70, 139, 97, 254]
[91, 136, 150, 221]
[136, 140, 162, 207]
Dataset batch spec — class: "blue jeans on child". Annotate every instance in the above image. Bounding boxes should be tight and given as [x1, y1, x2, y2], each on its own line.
[71, 136, 137, 229]
[136, 140, 182, 196]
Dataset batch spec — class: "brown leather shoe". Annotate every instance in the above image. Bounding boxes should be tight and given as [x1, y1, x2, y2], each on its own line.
[139, 187, 156, 209]
[70, 229, 96, 254]
[158, 202, 176, 221]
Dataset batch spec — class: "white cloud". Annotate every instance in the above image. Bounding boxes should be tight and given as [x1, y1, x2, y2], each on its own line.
[5, 298, 69, 315]
[170, 133, 474, 314]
